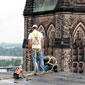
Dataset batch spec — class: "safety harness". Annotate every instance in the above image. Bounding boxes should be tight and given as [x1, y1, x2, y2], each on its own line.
[45, 56, 57, 72]
[32, 31, 41, 72]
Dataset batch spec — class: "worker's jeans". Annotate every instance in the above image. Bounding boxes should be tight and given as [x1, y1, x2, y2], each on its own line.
[32, 48, 44, 72]
[44, 64, 58, 72]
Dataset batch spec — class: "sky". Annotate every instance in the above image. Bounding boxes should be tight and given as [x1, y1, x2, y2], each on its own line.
[0, 0, 26, 44]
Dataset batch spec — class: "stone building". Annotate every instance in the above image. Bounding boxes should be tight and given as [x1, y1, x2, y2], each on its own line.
[23, 0, 85, 73]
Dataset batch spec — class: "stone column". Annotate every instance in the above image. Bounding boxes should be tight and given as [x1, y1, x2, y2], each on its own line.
[23, 16, 33, 71]
[62, 48, 71, 72]
[55, 48, 62, 71]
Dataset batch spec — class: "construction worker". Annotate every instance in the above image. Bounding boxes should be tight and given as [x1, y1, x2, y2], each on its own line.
[13, 65, 23, 79]
[44, 56, 59, 72]
[28, 24, 44, 72]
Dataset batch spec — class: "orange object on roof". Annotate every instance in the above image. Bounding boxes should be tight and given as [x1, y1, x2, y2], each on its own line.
[15, 67, 21, 74]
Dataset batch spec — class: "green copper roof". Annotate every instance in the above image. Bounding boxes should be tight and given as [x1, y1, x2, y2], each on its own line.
[33, 0, 58, 12]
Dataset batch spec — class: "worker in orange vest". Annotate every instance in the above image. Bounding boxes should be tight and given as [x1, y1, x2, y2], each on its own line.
[13, 65, 23, 79]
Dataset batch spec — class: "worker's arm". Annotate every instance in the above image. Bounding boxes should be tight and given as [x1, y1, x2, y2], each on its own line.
[41, 38, 44, 48]
[28, 39, 32, 54]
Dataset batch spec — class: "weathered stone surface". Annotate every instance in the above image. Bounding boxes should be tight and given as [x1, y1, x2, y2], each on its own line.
[23, 1, 85, 73]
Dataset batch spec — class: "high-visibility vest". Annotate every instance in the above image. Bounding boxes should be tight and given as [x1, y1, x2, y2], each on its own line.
[15, 67, 21, 74]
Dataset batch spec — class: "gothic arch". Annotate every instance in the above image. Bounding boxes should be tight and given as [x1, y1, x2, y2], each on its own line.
[72, 22, 85, 42]
[38, 25, 45, 36]
[47, 24, 56, 55]
[72, 22, 85, 73]
[47, 24, 55, 38]
[47, 24, 55, 49]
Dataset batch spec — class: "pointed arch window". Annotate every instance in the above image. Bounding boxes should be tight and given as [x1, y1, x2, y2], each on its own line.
[72, 22, 85, 73]
[47, 24, 55, 55]
[73, 22, 85, 43]
[47, 24, 55, 47]
[38, 25, 45, 37]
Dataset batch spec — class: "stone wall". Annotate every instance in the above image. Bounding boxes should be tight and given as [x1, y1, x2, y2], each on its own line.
[23, 12, 85, 72]
[23, 16, 33, 71]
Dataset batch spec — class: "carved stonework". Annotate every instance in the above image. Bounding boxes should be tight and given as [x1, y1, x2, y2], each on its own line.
[48, 32, 55, 46]
[76, 0, 85, 4]
[38, 25, 45, 36]
[23, 0, 85, 72]
[47, 24, 55, 55]
[73, 22, 85, 43]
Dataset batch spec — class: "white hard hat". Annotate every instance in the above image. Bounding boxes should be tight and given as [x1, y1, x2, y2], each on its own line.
[32, 24, 38, 28]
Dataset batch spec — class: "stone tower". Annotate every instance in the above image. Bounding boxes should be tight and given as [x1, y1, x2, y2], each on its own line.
[23, 0, 85, 73]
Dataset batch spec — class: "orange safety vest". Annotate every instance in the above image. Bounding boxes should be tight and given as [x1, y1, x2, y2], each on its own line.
[15, 67, 21, 74]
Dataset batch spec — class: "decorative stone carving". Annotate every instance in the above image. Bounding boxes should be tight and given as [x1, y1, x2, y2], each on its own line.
[23, 0, 85, 72]
[38, 25, 45, 36]
[73, 22, 85, 43]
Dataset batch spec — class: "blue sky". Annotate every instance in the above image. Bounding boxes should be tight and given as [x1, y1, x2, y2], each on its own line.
[0, 0, 26, 43]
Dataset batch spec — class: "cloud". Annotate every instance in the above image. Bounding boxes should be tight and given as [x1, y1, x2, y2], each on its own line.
[0, 0, 26, 43]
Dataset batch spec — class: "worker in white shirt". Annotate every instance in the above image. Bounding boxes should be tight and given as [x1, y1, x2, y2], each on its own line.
[28, 24, 44, 72]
